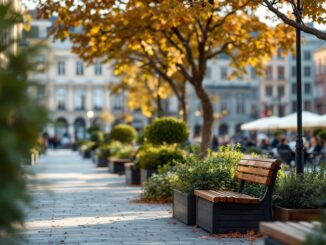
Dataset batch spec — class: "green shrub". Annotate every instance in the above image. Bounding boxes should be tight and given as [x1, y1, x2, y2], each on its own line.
[98, 141, 133, 159]
[90, 131, 104, 145]
[115, 144, 133, 159]
[318, 130, 326, 141]
[243, 166, 286, 198]
[137, 144, 186, 170]
[80, 141, 96, 152]
[87, 125, 101, 134]
[173, 145, 243, 194]
[136, 133, 145, 145]
[313, 129, 323, 137]
[273, 170, 326, 209]
[110, 124, 137, 143]
[98, 141, 122, 158]
[141, 172, 178, 203]
[273, 130, 284, 137]
[144, 117, 189, 145]
[75, 140, 87, 146]
[245, 146, 262, 155]
[0, 3, 48, 237]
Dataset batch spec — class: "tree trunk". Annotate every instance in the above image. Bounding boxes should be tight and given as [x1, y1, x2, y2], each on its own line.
[180, 98, 187, 122]
[179, 81, 187, 122]
[194, 83, 214, 155]
[156, 93, 163, 118]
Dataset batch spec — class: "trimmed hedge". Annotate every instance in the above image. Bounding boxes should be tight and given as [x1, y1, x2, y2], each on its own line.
[137, 144, 186, 170]
[110, 124, 137, 143]
[145, 117, 189, 145]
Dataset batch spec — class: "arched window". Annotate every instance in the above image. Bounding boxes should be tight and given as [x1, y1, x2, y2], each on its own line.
[55, 118, 68, 139]
[74, 117, 86, 140]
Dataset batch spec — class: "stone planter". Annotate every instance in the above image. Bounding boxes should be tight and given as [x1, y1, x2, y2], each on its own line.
[91, 150, 97, 163]
[95, 156, 109, 167]
[109, 159, 130, 174]
[72, 144, 78, 151]
[125, 163, 141, 185]
[83, 149, 91, 159]
[140, 168, 157, 185]
[273, 206, 322, 221]
[173, 189, 196, 225]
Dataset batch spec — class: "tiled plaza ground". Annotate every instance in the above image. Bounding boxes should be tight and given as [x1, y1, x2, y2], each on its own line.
[20, 150, 263, 244]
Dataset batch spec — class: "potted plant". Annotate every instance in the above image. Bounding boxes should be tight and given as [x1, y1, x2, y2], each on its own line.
[95, 144, 111, 167]
[138, 144, 185, 184]
[273, 170, 326, 221]
[125, 161, 141, 185]
[80, 141, 95, 159]
[141, 171, 178, 203]
[173, 146, 241, 225]
[107, 124, 137, 174]
[109, 144, 134, 174]
[139, 117, 189, 184]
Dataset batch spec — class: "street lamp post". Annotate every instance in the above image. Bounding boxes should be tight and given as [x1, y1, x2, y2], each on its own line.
[295, 0, 304, 175]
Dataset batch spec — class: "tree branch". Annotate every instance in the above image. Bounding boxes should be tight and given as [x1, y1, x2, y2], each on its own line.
[262, 0, 326, 40]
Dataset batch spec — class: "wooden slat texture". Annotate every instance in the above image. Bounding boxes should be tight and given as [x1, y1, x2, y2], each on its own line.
[194, 190, 259, 204]
[235, 172, 271, 185]
[260, 222, 320, 245]
[239, 159, 281, 170]
[259, 222, 306, 245]
[237, 166, 273, 177]
[298, 222, 315, 229]
[285, 222, 316, 233]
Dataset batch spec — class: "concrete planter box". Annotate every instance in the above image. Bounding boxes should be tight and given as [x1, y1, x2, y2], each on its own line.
[91, 150, 96, 163]
[109, 159, 130, 174]
[140, 168, 157, 185]
[173, 189, 196, 225]
[125, 163, 140, 185]
[95, 156, 109, 167]
[273, 206, 322, 221]
[83, 149, 91, 159]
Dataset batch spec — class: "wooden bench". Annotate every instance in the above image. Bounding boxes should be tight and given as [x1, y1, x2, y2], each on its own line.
[194, 158, 281, 234]
[260, 221, 321, 245]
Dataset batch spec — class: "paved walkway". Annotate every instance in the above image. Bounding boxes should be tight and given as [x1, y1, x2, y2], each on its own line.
[21, 150, 263, 245]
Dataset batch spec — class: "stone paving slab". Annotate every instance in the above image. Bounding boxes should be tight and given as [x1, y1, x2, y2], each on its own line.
[18, 150, 263, 245]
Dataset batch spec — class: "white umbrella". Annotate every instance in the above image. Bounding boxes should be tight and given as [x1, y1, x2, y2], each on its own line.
[305, 114, 326, 128]
[241, 116, 281, 131]
[277, 111, 322, 130]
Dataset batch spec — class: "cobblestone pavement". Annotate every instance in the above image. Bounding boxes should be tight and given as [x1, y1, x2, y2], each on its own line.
[20, 150, 263, 245]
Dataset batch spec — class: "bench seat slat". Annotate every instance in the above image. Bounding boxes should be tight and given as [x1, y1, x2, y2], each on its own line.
[285, 222, 315, 233]
[260, 222, 309, 245]
[235, 172, 271, 185]
[194, 190, 259, 204]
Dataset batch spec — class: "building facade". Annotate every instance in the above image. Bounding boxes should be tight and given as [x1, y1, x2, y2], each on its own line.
[314, 46, 326, 114]
[288, 31, 325, 113]
[260, 51, 290, 117]
[25, 15, 148, 141]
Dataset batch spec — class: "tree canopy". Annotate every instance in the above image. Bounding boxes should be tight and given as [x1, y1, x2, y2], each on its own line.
[38, 0, 295, 153]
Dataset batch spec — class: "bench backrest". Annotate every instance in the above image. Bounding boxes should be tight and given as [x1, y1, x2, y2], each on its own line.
[235, 158, 281, 186]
